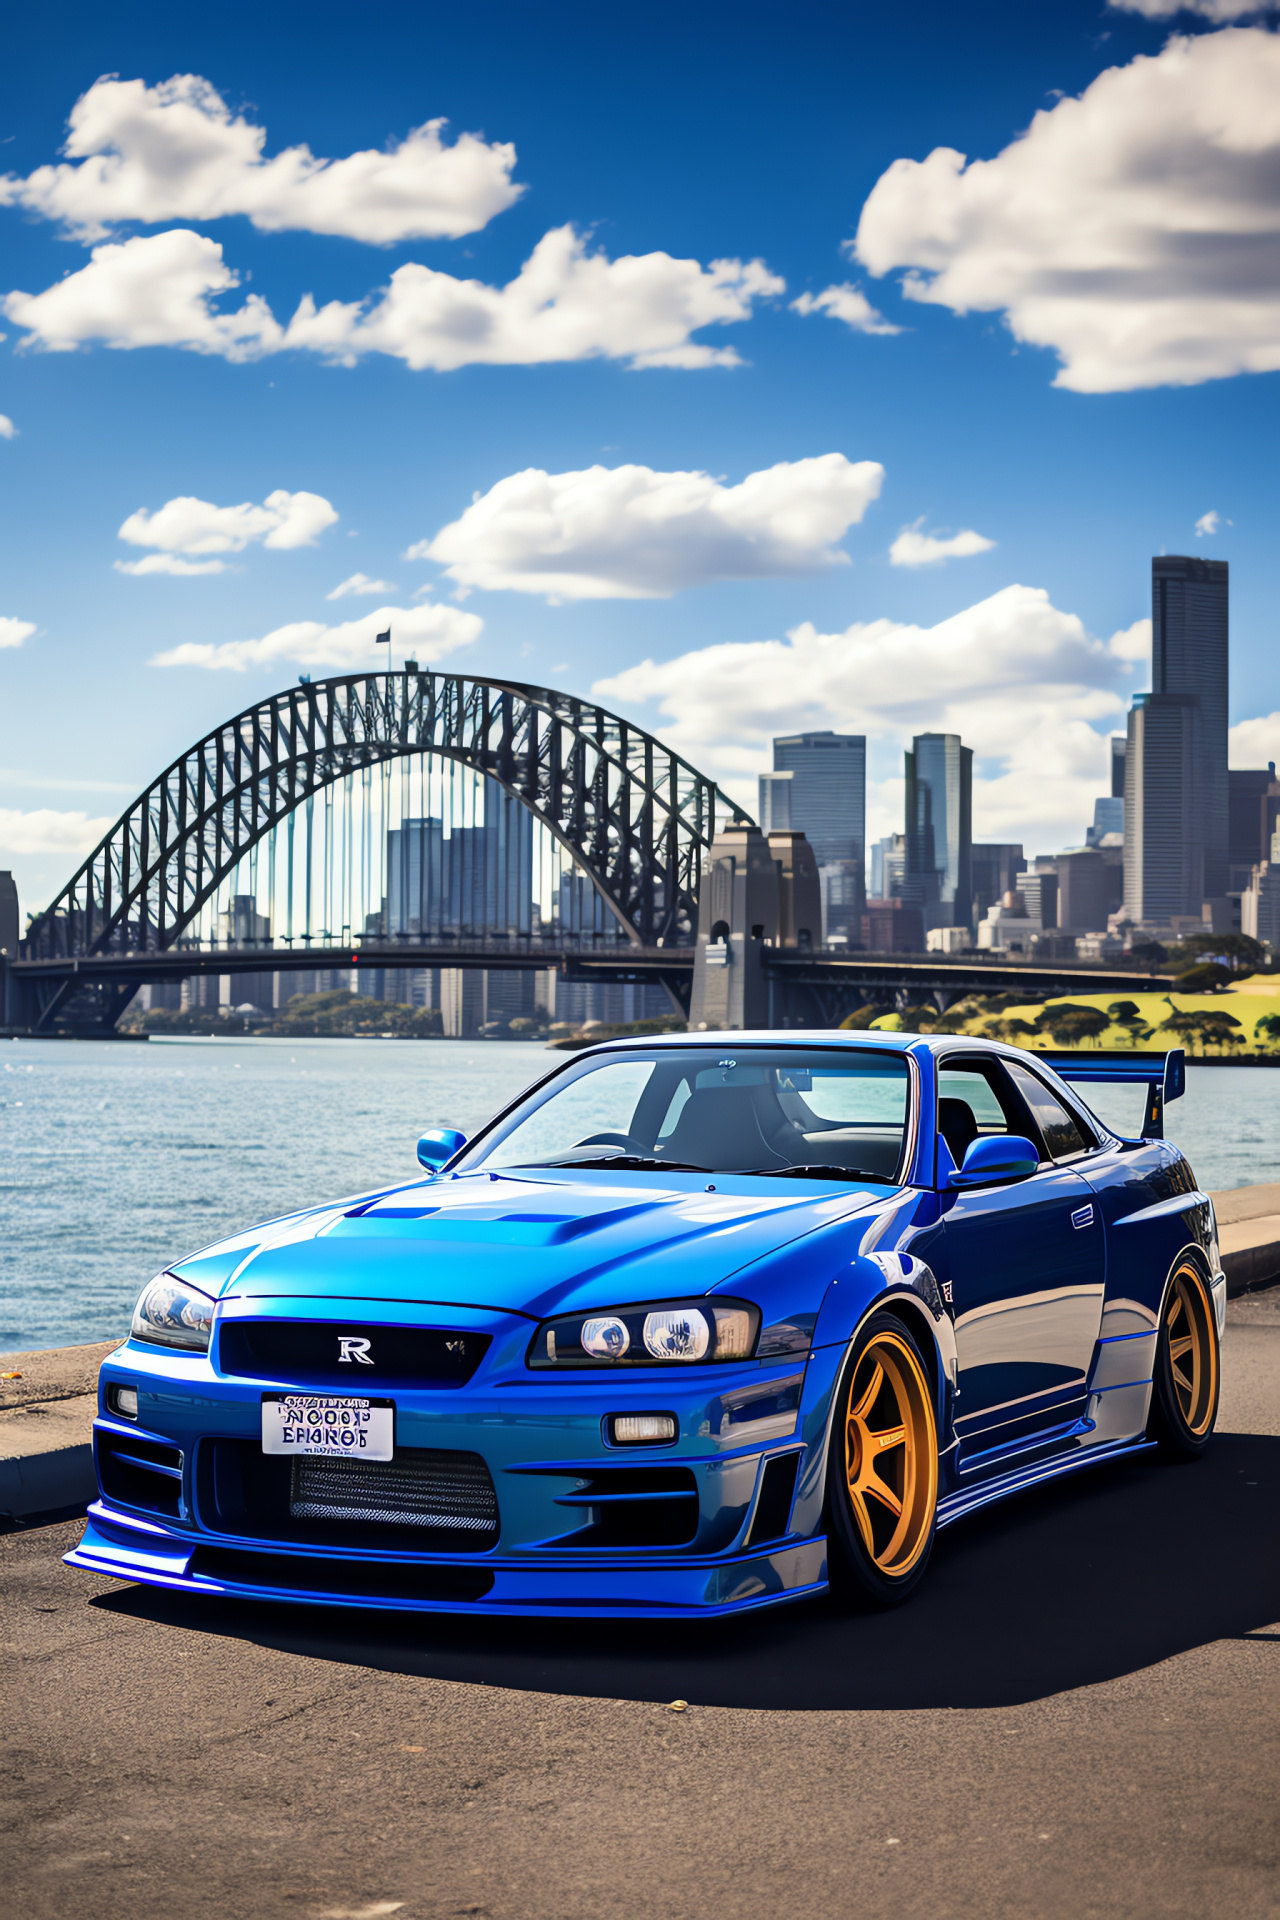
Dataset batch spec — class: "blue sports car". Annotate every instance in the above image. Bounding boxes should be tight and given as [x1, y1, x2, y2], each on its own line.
[68, 1030, 1224, 1617]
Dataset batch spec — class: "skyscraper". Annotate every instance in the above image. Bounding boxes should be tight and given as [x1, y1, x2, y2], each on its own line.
[769, 731, 866, 943]
[1123, 556, 1228, 923]
[904, 733, 973, 932]
[769, 733, 865, 867]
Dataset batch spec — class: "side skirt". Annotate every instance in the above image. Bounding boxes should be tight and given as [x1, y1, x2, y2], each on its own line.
[937, 1434, 1156, 1531]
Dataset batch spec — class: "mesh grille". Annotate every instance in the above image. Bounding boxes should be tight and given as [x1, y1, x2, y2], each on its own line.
[290, 1449, 499, 1542]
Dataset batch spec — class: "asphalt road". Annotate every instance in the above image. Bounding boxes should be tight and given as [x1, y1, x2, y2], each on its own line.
[3, 1298, 1278, 1920]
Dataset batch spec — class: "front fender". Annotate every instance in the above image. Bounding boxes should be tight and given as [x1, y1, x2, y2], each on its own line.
[788, 1252, 958, 1542]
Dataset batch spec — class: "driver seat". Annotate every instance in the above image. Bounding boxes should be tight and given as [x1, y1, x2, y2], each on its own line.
[659, 1086, 787, 1170]
[938, 1097, 980, 1168]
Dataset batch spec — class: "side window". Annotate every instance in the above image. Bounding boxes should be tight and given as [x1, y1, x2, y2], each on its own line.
[1004, 1062, 1092, 1162]
[936, 1061, 1026, 1171]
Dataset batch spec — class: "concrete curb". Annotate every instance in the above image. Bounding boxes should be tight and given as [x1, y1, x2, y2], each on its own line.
[0, 1440, 96, 1520]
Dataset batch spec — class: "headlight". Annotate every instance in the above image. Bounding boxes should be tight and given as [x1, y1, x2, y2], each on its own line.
[528, 1298, 759, 1369]
[131, 1274, 216, 1351]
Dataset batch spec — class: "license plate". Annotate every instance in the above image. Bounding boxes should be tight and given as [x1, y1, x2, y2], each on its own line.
[261, 1393, 394, 1461]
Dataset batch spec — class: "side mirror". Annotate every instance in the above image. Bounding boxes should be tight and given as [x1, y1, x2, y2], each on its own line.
[417, 1127, 467, 1173]
[950, 1133, 1039, 1188]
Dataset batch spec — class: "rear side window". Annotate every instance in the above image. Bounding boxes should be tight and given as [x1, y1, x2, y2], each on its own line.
[1005, 1062, 1092, 1161]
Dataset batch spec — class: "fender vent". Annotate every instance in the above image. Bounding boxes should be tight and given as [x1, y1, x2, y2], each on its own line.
[746, 1452, 800, 1546]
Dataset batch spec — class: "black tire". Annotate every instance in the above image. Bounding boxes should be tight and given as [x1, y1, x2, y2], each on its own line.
[826, 1310, 940, 1609]
[1147, 1258, 1220, 1460]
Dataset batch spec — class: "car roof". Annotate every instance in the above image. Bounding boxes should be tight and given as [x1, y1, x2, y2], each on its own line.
[585, 1029, 1022, 1059]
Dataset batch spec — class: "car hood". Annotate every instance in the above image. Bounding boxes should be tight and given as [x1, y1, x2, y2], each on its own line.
[173, 1169, 896, 1321]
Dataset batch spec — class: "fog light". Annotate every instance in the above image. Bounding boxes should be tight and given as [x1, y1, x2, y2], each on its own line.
[109, 1384, 138, 1420]
[610, 1413, 677, 1445]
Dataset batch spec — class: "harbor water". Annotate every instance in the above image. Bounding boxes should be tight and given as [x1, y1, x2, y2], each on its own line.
[0, 1035, 1273, 1354]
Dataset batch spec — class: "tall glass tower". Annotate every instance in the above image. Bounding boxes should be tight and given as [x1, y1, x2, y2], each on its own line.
[1124, 555, 1228, 922]
[769, 731, 866, 943]
[904, 733, 973, 931]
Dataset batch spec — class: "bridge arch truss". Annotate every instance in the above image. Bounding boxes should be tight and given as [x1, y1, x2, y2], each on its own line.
[24, 670, 742, 969]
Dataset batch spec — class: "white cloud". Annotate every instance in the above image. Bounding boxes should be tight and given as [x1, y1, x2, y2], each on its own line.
[790, 283, 901, 335]
[0, 73, 522, 244]
[1195, 509, 1220, 536]
[0, 617, 36, 649]
[3, 229, 284, 358]
[327, 572, 396, 600]
[1230, 712, 1280, 766]
[3, 225, 783, 372]
[1112, 2, 1261, 17]
[854, 27, 1280, 392]
[888, 521, 995, 567]
[416, 455, 884, 600]
[150, 600, 481, 672]
[0, 415, 16, 439]
[0, 808, 113, 855]
[1109, 617, 1152, 662]
[114, 553, 228, 577]
[114, 488, 338, 576]
[593, 583, 1142, 852]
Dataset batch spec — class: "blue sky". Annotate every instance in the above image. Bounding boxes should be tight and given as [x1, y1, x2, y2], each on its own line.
[2, 0, 1279, 914]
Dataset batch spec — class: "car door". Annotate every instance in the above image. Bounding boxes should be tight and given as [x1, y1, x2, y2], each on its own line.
[937, 1054, 1106, 1467]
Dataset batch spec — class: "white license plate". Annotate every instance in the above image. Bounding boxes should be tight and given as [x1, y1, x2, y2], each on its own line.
[261, 1393, 394, 1461]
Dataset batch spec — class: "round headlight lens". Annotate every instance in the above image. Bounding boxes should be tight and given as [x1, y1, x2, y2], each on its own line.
[582, 1315, 631, 1359]
[131, 1275, 215, 1351]
[643, 1308, 710, 1361]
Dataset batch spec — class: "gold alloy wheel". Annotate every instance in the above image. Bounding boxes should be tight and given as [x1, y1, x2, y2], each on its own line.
[844, 1329, 938, 1576]
[1166, 1263, 1218, 1437]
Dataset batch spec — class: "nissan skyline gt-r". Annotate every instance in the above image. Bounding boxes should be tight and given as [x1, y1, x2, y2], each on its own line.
[68, 1031, 1225, 1618]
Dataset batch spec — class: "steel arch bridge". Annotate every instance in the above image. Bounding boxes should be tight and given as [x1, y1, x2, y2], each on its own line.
[18, 669, 747, 1030]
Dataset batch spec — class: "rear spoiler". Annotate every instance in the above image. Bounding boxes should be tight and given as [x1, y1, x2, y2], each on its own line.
[1037, 1049, 1186, 1141]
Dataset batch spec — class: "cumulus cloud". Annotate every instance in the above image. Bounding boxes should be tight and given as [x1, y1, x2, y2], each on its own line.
[1113, 2, 1261, 17]
[889, 521, 995, 567]
[853, 27, 1280, 392]
[0, 808, 113, 855]
[0, 415, 16, 439]
[415, 455, 884, 600]
[4, 224, 782, 372]
[0, 617, 36, 649]
[790, 283, 901, 335]
[1195, 509, 1221, 536]
[4, 229, 284, 358]
[594, 584, 1144, 851]
[327, 572, 395, 599]
[114, 488, 338, 574]
[0, 73, 522, 244]
[150, 600, 481, 672]
[1229, 712, 1280, 765]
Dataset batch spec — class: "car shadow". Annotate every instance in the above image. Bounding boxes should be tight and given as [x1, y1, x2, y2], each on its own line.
[90, 1431, 1280, 1711]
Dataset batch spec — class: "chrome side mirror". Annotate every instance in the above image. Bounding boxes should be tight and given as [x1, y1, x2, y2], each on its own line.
[950, 1133, 1039, 1188]
[417, 1127, 467, 1172]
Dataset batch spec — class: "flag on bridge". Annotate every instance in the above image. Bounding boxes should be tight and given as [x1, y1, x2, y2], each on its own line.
[376, 629, 390, 647]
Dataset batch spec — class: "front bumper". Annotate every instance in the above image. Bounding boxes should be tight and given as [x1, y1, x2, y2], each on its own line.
[66, 1320, 840, 1618]
[66, 1504, 828, 1618]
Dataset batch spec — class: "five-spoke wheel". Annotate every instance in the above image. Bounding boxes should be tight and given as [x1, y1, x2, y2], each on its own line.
[827, 1311, 939, 1606]
[1149, 1259, 1220, 1458]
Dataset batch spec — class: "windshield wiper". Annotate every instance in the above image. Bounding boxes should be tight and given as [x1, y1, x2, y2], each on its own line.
[743, 1164, 897, 1185]
[540, 1154, 713, 1174]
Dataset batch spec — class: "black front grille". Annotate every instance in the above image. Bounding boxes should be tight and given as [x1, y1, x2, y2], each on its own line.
[189, 1546, 494, 1605]
[745, 1452, 800, 1546]
[291, 1453, 498, 1540]
[217, 1320, 489, 1389]
[196, 1439, 500, 1552]
[98, 1432, 184, 1518]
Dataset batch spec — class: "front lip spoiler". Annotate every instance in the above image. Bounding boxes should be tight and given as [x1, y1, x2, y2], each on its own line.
[65, 1505, 828, 1620]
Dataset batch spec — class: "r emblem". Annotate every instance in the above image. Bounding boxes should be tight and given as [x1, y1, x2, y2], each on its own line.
[337, 1336, 374, 1365]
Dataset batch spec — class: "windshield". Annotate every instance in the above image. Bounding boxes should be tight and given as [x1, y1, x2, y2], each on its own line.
[455, 1045, 913, 1181]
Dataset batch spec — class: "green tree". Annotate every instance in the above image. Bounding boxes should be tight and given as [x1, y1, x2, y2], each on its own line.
[985, 1016, 1040, 1044]
[839, 1006, 883, 1031]
[1106, 999, 1153, 1047]
[1035, 1003, 1111, 1047]
[1255, 1013, 1280, 1050]
[1159, 1009, 1242, 1056]
[1173, 962, 1232, 994]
